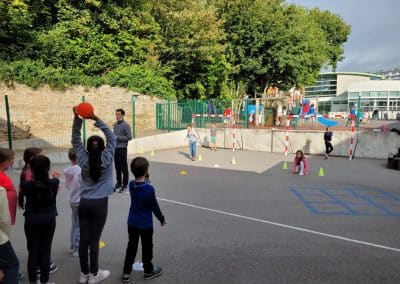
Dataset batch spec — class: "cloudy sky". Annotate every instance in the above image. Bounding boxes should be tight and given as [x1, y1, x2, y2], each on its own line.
[287, 0, 399, 73]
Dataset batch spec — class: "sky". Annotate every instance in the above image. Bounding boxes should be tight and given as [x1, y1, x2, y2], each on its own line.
[287, 0, 399, 73]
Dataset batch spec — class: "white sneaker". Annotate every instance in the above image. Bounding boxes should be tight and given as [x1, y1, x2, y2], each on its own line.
[79, 272, 89, 284]
[88, 269, 110, 284]
[299, 172, 304, 176]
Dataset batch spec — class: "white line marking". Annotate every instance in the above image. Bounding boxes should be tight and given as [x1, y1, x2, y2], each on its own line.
[159, 198, 400, 253]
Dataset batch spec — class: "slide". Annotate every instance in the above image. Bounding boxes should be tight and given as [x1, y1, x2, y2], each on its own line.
[317, 116, 338, 127]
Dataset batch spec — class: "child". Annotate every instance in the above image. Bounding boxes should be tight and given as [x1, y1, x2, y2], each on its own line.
[18, 147, 58, 276]
[20, 155, 60, 284]
[72, 108, 116, 284]
[63, 148, 81, 257]
[186, 125, 198, 161]
[292, 150, 309, 176]
[121, 157, 166, 283]
[209, 124, 217, 151]
[323, 127, 333, 160]
[0, 148, 19, 284]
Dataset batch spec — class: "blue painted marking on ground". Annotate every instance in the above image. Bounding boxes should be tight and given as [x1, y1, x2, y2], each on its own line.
[290, 186, 400, 216]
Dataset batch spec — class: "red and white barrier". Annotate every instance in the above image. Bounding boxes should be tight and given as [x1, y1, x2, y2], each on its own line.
[232, 132, 236, 152]
[349, 120, 355, 160]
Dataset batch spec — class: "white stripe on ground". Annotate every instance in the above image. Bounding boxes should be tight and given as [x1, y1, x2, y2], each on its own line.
[159, 197, 400, 253]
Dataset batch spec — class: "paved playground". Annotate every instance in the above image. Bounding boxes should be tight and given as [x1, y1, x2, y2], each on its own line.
[8, 147, 400, 284]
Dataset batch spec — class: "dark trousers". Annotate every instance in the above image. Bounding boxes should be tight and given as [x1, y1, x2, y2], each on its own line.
[325, 141, 333, 155]
[24, 220, 56, 283]
[0, 240, 19, 284]
[78, 197, 108, 275]
[115, 148, 129, 187]
[122, 226, 154, 275]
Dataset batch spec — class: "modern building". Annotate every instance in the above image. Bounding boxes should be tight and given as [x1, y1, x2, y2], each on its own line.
[303, 72, 400, 119]
[377, 68, 400, 80]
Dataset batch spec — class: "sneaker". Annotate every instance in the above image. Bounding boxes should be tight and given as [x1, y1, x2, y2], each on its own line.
[121, 273, 130, 283]
[72, 250, 79, 257]
[119, 186, 128, 193]
[68, 247, 74, 254]
[18, 272, 23, 280]
[79, 272, 89, 284]
[49, 262, 58, 274]
[88, 269, 110, 284]
[299, 172, 304, 176]
[144, 267, 162, 280]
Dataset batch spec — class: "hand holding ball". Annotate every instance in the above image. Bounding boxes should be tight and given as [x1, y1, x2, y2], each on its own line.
[76, 102, 94, 119]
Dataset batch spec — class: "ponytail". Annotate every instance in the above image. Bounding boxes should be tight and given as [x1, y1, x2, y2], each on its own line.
[87, 135, 105, 182]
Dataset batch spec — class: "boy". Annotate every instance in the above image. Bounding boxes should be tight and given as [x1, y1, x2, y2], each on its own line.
[63, 148, 81, 257]
[210, 124, 217, 151]
[186, 125, 198, 161]
[324, 127, 333, 159]
[121, 157, 166, 283]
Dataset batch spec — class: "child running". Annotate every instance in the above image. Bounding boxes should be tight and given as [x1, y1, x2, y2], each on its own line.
[63, 148, 81, 257]
[121, 157, 166, 283]
[72, 108, 116, 284]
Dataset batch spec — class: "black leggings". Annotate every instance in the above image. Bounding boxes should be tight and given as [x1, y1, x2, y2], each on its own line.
[78, 197, 108, 275]
[24, 220, 56, 283]
[325, 141, 333, 155]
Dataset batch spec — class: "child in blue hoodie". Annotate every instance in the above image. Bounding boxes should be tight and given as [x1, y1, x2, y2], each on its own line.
[121, 157, 166, 283]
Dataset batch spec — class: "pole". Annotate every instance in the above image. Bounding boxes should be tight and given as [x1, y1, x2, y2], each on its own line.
[349, 120, 355, 160]
[284, 126, 289, 157]
[131, 95, 136, 139]
[167, 98, 171, 132]
[5, 95, 12, 149]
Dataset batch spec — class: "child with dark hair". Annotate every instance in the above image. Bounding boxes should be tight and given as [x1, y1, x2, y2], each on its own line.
[72, 108, 116, 284]
[19, 147, 58, 277]
[0, 148, 19, 284]
[63, 148, 81, 257]
[20, 155, 60, 284]
[121, 157, 166, 283]
[292, 150, 309, 175]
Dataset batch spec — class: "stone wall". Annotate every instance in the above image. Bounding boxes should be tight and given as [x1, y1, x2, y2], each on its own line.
[0, 83, 164, 148]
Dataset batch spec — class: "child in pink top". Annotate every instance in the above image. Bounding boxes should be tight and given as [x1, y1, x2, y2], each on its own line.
[292, 150, 309, 175]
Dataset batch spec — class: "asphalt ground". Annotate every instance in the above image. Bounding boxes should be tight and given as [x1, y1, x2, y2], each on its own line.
[7, 146, 400, 284]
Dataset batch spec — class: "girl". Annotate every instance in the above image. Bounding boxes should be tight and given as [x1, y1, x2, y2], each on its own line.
[72, 108, 116, 284]
[20, 155, 60, 284]
[292, 150, 309, 176]
[0, 148, 19, 284]
[186, 125, 198, 161]
[18, 147, 58, 276]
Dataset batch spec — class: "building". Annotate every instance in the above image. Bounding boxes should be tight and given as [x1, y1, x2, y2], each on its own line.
[377, 68, 400, 80]
[304, 72, 400, 119]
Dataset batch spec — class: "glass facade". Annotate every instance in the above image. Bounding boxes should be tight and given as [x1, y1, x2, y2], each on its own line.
[305, 74, 337, 97]
[348, 91, 400, 111]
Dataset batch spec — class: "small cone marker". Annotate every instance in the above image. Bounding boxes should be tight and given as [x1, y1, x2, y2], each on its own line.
[140, 148, 144, 154]
[180, 170, 187, 175]
[231, 156, 237, 165]
[198, 154, 202, 161]
[282, 161, 288, 170]
[150, 150, 155, 156]
[318, 166, 325, 177]
[99, 240, 106, 248]
[214, 164, 220, 168]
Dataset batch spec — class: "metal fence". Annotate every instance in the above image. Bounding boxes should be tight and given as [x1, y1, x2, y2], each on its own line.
[0, 95, 138, 158]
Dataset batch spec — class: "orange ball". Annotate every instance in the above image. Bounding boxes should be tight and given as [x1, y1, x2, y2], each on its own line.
[76, 102, 94, 118]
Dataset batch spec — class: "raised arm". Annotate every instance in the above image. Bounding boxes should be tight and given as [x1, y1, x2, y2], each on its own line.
[71, 114, 87, 166]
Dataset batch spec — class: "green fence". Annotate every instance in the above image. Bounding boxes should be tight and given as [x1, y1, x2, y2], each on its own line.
[156, 99, 249, 130]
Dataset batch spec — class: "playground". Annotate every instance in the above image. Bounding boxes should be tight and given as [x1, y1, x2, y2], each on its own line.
[7, 147, 400, 284]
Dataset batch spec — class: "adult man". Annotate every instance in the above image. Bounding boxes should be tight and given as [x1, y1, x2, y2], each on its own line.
[113, 109, 132, 192]
[324, 127, 333, 159]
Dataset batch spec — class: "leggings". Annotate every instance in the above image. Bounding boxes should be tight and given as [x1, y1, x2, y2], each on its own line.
[78, 197, 108, 275]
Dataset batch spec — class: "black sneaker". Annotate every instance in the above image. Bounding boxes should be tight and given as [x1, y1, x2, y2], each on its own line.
[49, 262, 58, 274]
[114, 184, 122, 192]
[121, 273, 130, 283]
[144, 267, 162, 280]
[18, 272, 23, 280]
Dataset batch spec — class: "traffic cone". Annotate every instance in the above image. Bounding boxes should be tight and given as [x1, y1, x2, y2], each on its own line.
[150, 150, 155, 156]
[231, 156, 237, 165]
[282, 161, 288, 170]
[318, 166, 325, 177]
[140, 148, 144, 154]
[198, 154, 202, 161]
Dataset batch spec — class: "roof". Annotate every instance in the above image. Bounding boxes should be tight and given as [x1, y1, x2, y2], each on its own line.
[348, 80, 400, 92]
[320, 72, 384, 79]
